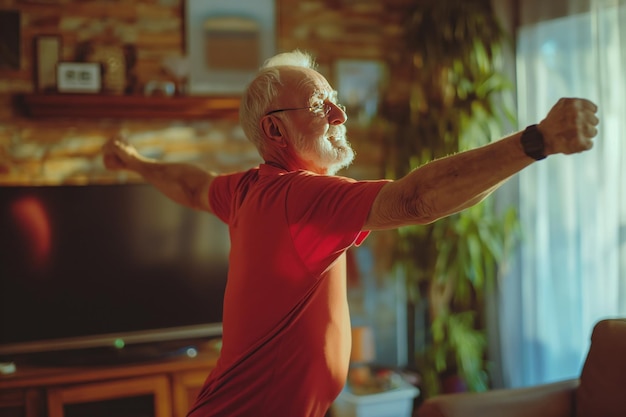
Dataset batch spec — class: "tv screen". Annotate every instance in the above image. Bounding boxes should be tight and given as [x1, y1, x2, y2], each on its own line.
[0, 183, 229, 362]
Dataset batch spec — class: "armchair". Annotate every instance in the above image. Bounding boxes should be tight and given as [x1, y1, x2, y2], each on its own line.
[416, 318, 626, 417]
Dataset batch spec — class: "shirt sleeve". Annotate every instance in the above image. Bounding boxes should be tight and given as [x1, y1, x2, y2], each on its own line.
[286, 173, 389, 275]
[208, 171, 247, 224]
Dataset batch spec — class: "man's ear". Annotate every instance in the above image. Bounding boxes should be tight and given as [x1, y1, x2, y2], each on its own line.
[260, 115, 288, 148]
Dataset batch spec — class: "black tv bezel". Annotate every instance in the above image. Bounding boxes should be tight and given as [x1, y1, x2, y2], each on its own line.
[0, 181, 228, 362]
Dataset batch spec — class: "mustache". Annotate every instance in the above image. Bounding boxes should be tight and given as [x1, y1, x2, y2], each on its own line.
[328, 124, 347, 140]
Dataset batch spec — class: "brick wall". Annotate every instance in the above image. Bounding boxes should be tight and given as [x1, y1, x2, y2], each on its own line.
[0, 0, 414, 185]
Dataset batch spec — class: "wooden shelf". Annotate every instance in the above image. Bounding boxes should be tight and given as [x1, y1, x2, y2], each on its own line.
[15, 93, 241, 120]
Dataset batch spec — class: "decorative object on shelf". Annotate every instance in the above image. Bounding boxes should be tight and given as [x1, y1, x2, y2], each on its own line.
[144, 80, 176, 97]
[56, 62, 101, 93]
[33, 35, 61, 92]
[161, 55, 190, 95]
[185, 0, 276, 94]
[75, 39, 137, 94]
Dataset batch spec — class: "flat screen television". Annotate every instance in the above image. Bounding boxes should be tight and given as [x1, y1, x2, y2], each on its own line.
[0, 183, 229, 364]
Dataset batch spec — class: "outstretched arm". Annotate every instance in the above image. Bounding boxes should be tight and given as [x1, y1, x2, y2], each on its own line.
[365, 97, 600, 230]
[102, 135, 216, 213]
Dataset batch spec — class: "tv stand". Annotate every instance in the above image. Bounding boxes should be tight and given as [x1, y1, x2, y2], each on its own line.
[15, 340, 209, 368]
[0, 341, 220, 417]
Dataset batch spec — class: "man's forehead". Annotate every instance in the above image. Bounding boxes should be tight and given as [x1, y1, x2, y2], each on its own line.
[278, 66, 334, 102]
[282, 65, 324, 84]
[299, 72, 337, 99]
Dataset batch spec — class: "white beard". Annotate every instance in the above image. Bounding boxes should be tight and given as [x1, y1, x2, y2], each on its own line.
[298, 124, 355, 175]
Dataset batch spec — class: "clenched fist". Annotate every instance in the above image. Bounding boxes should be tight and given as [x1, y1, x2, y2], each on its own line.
[539, 98, 600, 156]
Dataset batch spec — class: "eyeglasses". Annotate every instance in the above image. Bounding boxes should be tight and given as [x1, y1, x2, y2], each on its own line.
[265, 102, 346, 118]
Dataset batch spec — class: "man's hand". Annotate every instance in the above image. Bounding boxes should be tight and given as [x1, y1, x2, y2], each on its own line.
[539, 98, 600, 156]
[102, 133, 145, 171]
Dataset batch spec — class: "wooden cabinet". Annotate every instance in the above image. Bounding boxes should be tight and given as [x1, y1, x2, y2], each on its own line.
[0, 348, 218, 417]
[171, 370, 209, 417]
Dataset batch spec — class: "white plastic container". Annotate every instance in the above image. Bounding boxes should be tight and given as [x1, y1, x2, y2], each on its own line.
[331, 380, 420, 417]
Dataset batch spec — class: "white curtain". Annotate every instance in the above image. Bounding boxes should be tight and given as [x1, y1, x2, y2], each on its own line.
[499, 0, 626, 388]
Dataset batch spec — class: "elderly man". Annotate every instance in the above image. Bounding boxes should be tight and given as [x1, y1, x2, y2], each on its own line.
[102, 50, 599, 417]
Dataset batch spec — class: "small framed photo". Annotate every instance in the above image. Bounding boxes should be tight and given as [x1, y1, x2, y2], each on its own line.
[34, 35, 61, 92]
[57, 62, 102, 93]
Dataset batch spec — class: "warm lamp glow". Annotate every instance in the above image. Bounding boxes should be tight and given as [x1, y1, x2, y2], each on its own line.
[11, 196, 52, 272]
[350, 326, 375, 364]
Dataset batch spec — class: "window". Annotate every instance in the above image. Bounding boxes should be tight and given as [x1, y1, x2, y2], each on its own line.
[500, 1, 626, 388]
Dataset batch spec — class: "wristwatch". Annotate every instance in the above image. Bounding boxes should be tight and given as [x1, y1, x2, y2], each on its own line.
[520, 124, 547, 160]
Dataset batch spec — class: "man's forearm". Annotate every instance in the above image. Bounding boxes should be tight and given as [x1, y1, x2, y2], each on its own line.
[368, 132, 531, 229]
[128, 156, 215, 212]
[102, 137, 215, 212]
[405, 131, 529, 221]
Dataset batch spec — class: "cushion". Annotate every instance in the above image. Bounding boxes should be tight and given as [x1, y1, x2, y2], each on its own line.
[575, 318, 626, 417]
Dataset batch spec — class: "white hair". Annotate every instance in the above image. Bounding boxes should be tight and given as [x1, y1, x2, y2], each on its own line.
[262, 50, 316, 69]
[239, 50, 316, 156]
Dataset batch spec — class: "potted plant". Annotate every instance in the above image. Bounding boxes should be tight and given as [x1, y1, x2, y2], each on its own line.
[380, 0, 519, 398]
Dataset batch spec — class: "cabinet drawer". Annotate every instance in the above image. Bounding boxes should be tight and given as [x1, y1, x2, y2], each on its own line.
[47, 376, 171, 417]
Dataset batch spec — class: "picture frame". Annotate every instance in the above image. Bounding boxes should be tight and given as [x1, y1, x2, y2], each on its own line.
[335, 60, 386, 127]
[33, 35, 61, 92]
[56, 62, 102, 93]
[185, 0, 276, 95]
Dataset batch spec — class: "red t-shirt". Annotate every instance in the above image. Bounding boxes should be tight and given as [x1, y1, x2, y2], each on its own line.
[187, 163, 388, 417]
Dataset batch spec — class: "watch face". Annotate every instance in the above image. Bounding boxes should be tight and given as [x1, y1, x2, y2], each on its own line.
[521, 125, 546, 160]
